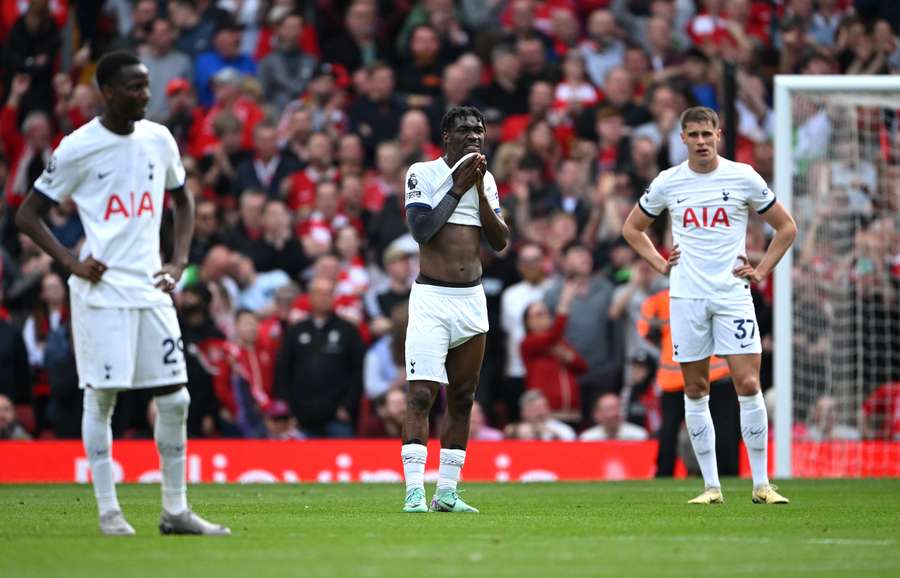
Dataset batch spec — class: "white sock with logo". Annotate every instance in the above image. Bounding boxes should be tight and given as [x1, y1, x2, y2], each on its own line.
[436, 449, 466, 494]
[82, 388, 121, 516]
[154, 388, 190, 515]
[739, 391, 770, 489]
[401, 443, 427, 493]
[684, 395, 720, 489]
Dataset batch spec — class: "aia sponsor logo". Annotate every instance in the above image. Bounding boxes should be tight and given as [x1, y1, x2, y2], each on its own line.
[681, 206, 730, 228]
[104, 191, 155, 220]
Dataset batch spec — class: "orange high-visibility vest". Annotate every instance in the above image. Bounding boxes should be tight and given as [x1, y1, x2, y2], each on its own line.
[637, 288, 731, 392]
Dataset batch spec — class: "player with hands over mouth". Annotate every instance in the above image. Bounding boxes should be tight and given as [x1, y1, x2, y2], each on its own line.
[400, 106, 509, 513]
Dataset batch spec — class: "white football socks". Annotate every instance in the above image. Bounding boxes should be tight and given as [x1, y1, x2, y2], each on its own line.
[82, 388, 121, 516]
[739, 391, 770, 489]
[401, 443, 427, 492]
[684, 395, 720, 489]
[154, 388, 190, 515]
[436, 449, 466, 493]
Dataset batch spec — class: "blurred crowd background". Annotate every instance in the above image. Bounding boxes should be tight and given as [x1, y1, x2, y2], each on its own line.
[0, 0, 898, 448]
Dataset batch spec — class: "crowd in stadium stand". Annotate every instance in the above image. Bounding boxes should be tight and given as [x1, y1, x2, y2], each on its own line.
[0, 0, 899, 445]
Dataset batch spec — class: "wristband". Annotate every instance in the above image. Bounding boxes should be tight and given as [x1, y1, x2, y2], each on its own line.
[448, 191, 462, 201]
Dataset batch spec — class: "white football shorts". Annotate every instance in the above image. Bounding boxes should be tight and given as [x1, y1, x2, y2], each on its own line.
[71, 290, 188, 389]
[405, 281, 488, 384]
[669, 295, 762, 363]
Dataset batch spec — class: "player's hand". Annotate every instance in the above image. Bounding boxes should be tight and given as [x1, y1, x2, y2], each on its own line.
[70, 256, 108, 283]
[732, 255, 765, 283]
[154, 263, 185, 293]
[658, 245, 680, 275]
[450, 154, 482, 196]
[474, 155, 487, 197]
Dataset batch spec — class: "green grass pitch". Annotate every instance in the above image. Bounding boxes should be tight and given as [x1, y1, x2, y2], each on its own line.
[2, 479, 899, 578]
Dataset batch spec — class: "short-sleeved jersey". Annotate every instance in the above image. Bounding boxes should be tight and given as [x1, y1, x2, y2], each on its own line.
[639, 157, 776, 300]
[34, 118, 186, 308]
[404, 152, 501, 228]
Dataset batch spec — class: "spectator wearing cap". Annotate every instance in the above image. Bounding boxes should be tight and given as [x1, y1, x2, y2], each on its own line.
[263, 399, 303, 440]
[142, 17, 193, 121]
[348, 62, 407, 162]
[477, 45, 529, 116]
[170, 0, 218, 57]
[579, 393, 648, 441]
[365, 242, 414, 338]
[232, 122, 301, 199]
[161, 77, 204, 153]
[323, 0, 392, 74]
[194, 17, 256, 107]
[258, 12, 317, 112]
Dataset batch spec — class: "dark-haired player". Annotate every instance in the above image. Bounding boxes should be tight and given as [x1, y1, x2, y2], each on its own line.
[16, 51, 229, 535]
[622, 106, 796, 505]
[400, 106, 509, 513]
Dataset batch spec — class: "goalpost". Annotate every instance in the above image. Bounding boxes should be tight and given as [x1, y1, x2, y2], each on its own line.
[773, 75, 900, 478]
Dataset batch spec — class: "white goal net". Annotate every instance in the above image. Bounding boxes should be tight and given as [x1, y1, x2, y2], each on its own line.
[774, 76, 900, 478]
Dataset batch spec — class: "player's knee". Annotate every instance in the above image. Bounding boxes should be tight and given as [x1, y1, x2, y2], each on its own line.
[446, 387, 476, 416]
[83, 387, 117, 419]
[407, 385, 433, 415]
[683, 381, 710, 399]
[734, 375, 760, 396]
[155, 387, 191, 420]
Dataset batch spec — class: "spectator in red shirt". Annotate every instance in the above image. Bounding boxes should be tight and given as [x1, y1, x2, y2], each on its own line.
[520, 280, 587, 422]
[191, 67, 265, 159]
[361, 387, 406, 438]
[2, 74, 61, 207]
[364, 141, 405, 212]
[286, 132, 339, 214]
[216, 309, 275, 438]
[298, 181, 349, 259]
[863, 381, 900, 440]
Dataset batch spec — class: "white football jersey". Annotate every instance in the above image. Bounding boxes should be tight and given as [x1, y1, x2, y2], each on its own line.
[639, 157, 776, 300]
[404, 152, 501, 227]
[34, 118, 186, 308]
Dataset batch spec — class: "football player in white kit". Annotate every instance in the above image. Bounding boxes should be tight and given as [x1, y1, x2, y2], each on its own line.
[16, 52, 229, 535]
[622, 107, 797, 505]
[400, 106, 509, 513]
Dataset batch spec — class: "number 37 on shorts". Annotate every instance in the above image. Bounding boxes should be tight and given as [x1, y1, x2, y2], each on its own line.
[669, 296, 762, 362]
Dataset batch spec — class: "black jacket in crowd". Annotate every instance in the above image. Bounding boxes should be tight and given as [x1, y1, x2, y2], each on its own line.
[277, 314, 365, 430]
